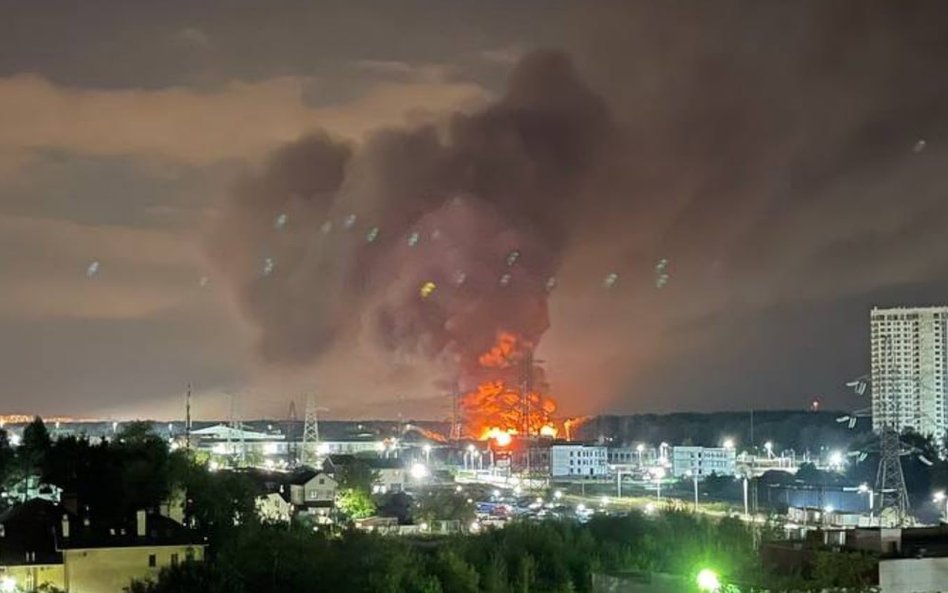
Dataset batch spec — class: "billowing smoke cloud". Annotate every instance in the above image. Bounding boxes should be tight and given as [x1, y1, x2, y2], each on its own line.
[211, 2, 948, 415]
[208, 52, 613, 389]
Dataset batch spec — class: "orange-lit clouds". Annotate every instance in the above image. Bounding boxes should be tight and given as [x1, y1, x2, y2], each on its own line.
[0, 74, 488, 169]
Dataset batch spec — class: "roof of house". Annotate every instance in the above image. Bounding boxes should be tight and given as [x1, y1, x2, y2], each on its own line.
[323, 455, 404, 471]
[0, 499, 64, 566]
[0, 500, 202, 562]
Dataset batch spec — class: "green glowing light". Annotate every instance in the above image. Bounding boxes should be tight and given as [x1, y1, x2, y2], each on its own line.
[696, 568, 720, 592]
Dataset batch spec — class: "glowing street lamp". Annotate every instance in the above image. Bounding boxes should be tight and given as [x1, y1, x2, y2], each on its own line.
[553, 489, 563, 500]
[696, 568, 720, 592]
[828, 450, 845, 470]
[636, 443, 645, 466]
[410, 462, 429, 480]
[423, 443, 432, 465]
[934, 490, 947, 522]
[764, 441, 774, 459]
[858, 483, 874, 521]
[685, 469, 699, 512]
[651, 467, 666, 503]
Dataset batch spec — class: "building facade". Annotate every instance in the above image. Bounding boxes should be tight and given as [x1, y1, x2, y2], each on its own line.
[871, 306, 948, 438]
[670, 446, 736, 478]
[549, 444, 608, 478]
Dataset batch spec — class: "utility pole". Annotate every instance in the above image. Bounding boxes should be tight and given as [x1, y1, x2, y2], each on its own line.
[185, 382, 192, 452]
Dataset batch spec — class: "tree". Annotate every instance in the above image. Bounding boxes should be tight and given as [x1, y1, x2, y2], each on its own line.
[19, 416, 51, 475]
[334, 459, 379, 493]
[414, 489, 475, 526]
[0, 430, 16, 487]
[338, 488, 376, 520]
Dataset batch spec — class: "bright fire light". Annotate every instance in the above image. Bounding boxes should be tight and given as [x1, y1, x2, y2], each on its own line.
[483, 427, 514, 447]
[539, 425, 557, 437]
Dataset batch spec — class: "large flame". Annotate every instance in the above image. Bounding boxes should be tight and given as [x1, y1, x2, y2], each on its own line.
[462, 331, 557, 440]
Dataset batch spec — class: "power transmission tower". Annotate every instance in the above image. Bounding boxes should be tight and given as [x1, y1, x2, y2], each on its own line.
[301, 395, 326, 468]
[874, 335, 911, 526]
[450, 385, 461, 441]
[228, 392, 246, 467]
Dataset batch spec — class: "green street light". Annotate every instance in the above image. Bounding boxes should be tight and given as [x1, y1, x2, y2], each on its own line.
[696, 568, 720, 592]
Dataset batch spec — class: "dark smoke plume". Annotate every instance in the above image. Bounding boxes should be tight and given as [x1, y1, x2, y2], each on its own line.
[208, 52, 613, 382]
[211, 2, 948, 413]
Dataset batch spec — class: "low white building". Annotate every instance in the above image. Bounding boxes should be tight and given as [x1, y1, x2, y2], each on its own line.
[550, 444, 608, 478]
[671, 446, 736, 478]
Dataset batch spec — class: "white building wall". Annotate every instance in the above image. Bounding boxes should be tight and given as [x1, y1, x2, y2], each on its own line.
[871, 306, 948, 439]
[550, 445, 608, 478]
[671, 446, 736, 478]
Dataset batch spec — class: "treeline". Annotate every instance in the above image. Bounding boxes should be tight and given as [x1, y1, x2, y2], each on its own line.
[132, 512, 766, 593]
[584, 411, 866, 451]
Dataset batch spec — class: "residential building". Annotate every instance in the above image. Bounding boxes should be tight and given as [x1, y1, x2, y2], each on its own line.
[549, 444, 608, 478]
[0, 500, 205, 593]
[323, 455, 406, 493]
[871, 306, 948, 438]
[670, 446, 736, 478]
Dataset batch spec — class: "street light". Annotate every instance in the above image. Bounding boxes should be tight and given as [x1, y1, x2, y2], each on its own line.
[686, 470, 699, 512]
[828, 450, 845, 470]
[423, 443, 432, 465]
[696, 568, 721, 592]
[636, 443, 645, 466]
[764, 441, 774, 459]
[934, 491, 947, 523]
[722, 438, 735, 450]
[652, 467, 666, 503]
[410, 462, 429, 480]
[858, 483, 874, 522]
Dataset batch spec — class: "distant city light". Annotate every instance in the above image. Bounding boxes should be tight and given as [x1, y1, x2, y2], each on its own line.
[722, 438, 735, 450]
[9, 434, 20, 447]
[636, 443, 645, 453]
[934, 491, 946, 503]
[553, 490, 563, 500]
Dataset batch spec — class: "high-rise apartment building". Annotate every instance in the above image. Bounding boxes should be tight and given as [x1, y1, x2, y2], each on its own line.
[870, 306, 948, 438]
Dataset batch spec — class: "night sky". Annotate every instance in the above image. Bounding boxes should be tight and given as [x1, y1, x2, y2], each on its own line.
[2, 1, 948, 421]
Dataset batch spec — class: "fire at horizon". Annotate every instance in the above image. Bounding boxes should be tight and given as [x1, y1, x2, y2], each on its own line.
[461, 331, 558, 442]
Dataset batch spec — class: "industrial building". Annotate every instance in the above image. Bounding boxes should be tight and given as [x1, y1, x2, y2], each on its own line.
[549, 444, 609, 478]
[871, 306, 948, 438]
[670, 446, 736, 478]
